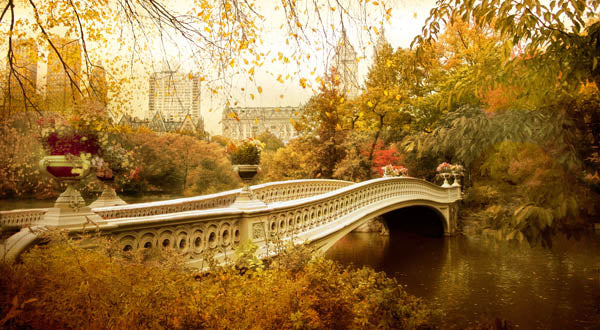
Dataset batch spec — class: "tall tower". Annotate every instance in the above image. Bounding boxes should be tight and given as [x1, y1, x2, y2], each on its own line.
[89, 61, 108, 106]
[4, 38, 38, 109]
[332, 32, 359, 99]
[148, 71, 201, 121]
[46, 38, 81, 113]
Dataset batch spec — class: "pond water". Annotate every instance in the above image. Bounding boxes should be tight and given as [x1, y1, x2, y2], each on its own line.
[326, 230, 600, 329]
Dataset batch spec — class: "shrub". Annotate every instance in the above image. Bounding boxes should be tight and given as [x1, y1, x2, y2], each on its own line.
[227, 138, 263, 165]
[0, 233, 433, 329]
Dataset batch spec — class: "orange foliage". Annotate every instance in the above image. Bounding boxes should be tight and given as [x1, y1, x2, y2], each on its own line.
[0, 234, 433, 329]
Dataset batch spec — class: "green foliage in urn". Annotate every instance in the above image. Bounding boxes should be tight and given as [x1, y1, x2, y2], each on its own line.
[226, 138, 263, 165]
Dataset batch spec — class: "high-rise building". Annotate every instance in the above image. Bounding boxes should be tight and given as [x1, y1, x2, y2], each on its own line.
[221, 106, 300, 142]
[10, 38, 38, 91]
[332, 32, 359, 99]
[89, 61, 108, 106]
[3, 38, 38, 110]
[148, 71, 201, 121]
[46, 38, 81, 112]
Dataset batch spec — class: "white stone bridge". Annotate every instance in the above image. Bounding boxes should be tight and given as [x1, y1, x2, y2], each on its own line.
[0, 177, 461, 267]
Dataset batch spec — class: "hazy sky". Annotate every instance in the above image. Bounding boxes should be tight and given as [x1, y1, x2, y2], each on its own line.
[191, 0, 439, 134]
[3, 0, 439, 135]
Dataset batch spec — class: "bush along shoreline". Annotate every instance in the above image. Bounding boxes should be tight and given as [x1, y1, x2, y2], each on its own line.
[0, 232, 434, 329]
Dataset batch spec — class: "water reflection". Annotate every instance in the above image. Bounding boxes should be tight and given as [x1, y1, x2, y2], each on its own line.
[326, 230, 600, 329]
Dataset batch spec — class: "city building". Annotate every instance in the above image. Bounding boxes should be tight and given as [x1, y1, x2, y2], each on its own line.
[89, 61, 108, 106]
[46, 37, 81, 112]
[332, 32, 360, 99]
[2, 38, 39, 110]
[221, 106, 300, 142]
[116, 112, 206, 136]
[148, 71, 201, 121]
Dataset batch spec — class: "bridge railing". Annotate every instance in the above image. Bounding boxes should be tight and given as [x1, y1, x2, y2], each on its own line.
[0, 179, 352, 228]
[0, 208, 49, 229]
[96, 177, 460, 266]
[247, 177, 461, 242]
[93, 179, 352, 220]
[1, 177, 461, 265]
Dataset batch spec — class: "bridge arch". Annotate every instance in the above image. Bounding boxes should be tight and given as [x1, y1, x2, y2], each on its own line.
[313, 199, 453, 253]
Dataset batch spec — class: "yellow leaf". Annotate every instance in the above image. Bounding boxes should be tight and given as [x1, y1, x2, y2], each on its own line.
[368, 101, 374, 107]
[279, 94, 284, 99]
[413, 12, 417, 19]
[395, 95, 401, 101]
[384, 90, 389, 96]
[254, 118, 259, 124]
[250, 93, 255, 100]
[339, 97, 345, 104]
[299, 78, 307, 88]
[258, 86, 263, 94]
[386, 59, 392, 67]
[325, 112, 331, 118]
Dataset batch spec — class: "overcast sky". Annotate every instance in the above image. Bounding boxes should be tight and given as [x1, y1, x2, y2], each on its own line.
[3, 0, 439, 134]
[190, 0, 440, 134]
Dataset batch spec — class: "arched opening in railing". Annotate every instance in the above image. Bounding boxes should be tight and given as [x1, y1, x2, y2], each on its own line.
[382, 206, 446, 238]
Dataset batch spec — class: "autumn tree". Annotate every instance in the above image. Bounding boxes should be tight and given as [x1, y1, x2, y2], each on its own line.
[294, 68, 349, 178]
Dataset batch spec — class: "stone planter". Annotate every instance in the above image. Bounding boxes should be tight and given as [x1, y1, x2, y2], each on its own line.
[231, 164, 266, 209]
[89, 176, 127, 208]
[440, 172, 452, 188]
[39, 155, 90, 181]
[38, 155, 102, 226]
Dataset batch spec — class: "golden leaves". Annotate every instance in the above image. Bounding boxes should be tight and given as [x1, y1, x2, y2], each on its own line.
[299, 78, 307, 88]
[228, 112, 240, 121]
[257, 86, 263, 94]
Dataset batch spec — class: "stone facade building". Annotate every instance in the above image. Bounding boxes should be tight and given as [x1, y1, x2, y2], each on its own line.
[116, 112, 205, 136]
[221, 106, 300, 142]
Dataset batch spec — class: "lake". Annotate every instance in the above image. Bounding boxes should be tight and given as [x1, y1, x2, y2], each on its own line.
[326, 229, 600, 329]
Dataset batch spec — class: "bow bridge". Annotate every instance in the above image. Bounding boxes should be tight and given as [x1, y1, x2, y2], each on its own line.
[1, 177, 461, 267]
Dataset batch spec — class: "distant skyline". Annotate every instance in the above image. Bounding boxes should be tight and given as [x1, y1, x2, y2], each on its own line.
[152, 0, 439, 135]
[1, 1, 439, 135]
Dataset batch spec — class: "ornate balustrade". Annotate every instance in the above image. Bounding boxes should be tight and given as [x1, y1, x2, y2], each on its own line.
[1, 177, 461, 265]
[0, 179, 352, 229]
[93, 179, 351, 220]
[0, 209, 48, 229]
[249, 177, 460, 242]
[91, 177, 460, 267]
